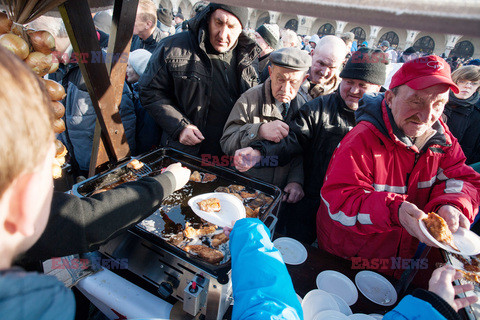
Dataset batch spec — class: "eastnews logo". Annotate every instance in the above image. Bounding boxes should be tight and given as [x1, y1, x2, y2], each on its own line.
[51, 257, 128, 270]
[200, 154, 278, 167]
[351, 257, 429, 270]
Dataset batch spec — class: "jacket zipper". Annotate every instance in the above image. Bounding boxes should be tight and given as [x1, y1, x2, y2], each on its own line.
[405, 152, 420, 193]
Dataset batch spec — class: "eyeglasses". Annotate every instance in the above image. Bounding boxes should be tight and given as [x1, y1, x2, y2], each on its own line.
[457, 80, 480, 87]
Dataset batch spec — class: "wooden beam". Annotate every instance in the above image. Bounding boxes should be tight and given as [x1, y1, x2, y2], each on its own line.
[58, 0, 138, 176]
[214, 0, 480, 38]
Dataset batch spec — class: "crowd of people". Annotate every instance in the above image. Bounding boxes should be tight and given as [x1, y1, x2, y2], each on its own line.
[1, 0, 480, 319]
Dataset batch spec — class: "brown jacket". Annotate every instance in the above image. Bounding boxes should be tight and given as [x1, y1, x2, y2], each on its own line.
[220, 78, 304, 188]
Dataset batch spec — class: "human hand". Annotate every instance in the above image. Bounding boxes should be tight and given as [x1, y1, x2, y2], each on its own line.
[282, 182, 304, 203]
[258, 120, 289, 143]
[428, 264, 478, 311]
[399, 201, 436, 247]
[179, 124, 204, 145]
[437, 205, 470, 234]
[233, 147, 261, 172]
[164, 162, 191, 191]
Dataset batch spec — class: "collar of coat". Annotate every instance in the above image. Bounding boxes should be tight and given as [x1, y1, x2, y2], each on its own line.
[356, 93, 452, 153]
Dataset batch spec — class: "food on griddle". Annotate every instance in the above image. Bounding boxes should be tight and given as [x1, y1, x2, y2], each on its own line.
[211, 233, 229, 248]
[248, 197, 267, 209]
[451, 253, 480, 273]
[127, 159, 144, 170]
[257, 193, 274, 205]
[245, 206, 260, 218]
[183, 222, 217, 238]
[228, 185, 245, 193]
[423, 212, 460, 251]
[189, 170, 202, 182]
[184, 245, 224, 264]
[231, 193, 243, 201]
[197, 198, 221, 212]
[215, 186, 230, 193]
[459, 269, 480, 284]
[240, 190, 258, 199]
[202, 173, 217, 183]
[168, 232, 185, 246]
[189, 171, 217, 183]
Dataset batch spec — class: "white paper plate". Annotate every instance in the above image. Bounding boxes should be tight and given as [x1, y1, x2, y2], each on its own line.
[302, 289, 339, 320]
[316, 270, 358, 306]
[354, 271, 397, 306]
[348, 314, 375, 320]
[330, 293, 353, 316]
[419, 220, 480, 255]
[187, 192, 245, 227]
[313, 310, 349, 320]
[273, 237, 308, 265]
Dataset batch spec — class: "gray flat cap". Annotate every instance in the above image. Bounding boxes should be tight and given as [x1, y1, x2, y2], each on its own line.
[269, 47, 312, 71]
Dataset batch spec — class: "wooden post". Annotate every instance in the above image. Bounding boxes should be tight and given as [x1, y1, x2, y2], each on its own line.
[58, 0, 138, 176]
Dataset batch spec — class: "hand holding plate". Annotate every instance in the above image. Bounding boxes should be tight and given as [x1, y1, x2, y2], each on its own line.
[399, 201, 436, 247]
[437, 204, 470, 233]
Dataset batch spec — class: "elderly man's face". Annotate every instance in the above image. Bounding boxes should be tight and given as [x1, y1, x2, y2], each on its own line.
[254, 32, 269, 51]
[339, 78, 381, 110]
[385, 84, 449, 138]
[310, 46, 345, 85]
[208, 9, 242, 53]
[269, 65, 308, 103]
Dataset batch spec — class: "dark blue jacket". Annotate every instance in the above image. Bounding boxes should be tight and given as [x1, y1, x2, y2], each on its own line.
[126, 82, 161, 155]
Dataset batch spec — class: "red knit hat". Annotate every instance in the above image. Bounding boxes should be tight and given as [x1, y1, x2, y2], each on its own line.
[389, 55, 459, 93]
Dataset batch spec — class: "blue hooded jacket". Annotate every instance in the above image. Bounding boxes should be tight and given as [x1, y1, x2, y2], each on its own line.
[230, 218, 303, 320]
[0, 268, 75, 320]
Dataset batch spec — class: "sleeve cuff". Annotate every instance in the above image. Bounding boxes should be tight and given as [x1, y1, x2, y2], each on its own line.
[153, 171, 176, 195]
[247, 123, 263, 141]
[412, 288, 462, 320]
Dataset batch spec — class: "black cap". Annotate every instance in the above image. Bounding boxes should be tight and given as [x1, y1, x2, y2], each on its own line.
[175, 13, 184, 20]
[403, 47, 416, 55]
[157, 8, 173, 27]
[339, 48, 388, 85]
[209, 3, 248, 28]
[269, 47, 312, 71]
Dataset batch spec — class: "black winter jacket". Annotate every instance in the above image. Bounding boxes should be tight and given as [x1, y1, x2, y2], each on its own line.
[139, 6, 260, 156]
[19, 173, 175, 262]
[251, 91, 355, 198]
[443, 92, 480, 165]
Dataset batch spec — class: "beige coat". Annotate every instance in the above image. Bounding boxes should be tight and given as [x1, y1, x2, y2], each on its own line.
[220, 78, 304, 188]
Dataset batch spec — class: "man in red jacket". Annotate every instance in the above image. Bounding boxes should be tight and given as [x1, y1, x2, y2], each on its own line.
[317, 55, 480, 275]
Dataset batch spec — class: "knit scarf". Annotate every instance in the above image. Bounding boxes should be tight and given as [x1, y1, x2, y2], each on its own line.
[448, 91, 479, 108]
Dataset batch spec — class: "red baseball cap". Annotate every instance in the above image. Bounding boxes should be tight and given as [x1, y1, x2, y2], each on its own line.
[389, 55, 459, 93]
